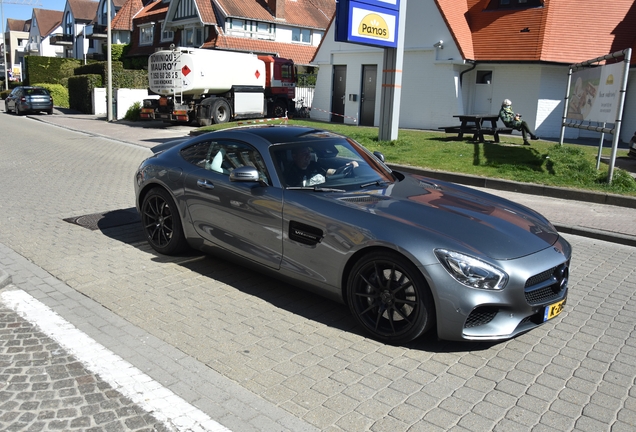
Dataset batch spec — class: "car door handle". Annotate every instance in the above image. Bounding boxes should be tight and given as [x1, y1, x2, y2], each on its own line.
[197, 179, 215, 189]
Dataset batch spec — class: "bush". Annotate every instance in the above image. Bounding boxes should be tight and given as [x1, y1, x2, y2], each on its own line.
[124, 101, 141, 121]
[33, 83, 69, 108]
[25, 56, 82, 86]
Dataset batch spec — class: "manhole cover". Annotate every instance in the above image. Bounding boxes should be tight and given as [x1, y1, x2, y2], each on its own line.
[64, 208, 140, 231]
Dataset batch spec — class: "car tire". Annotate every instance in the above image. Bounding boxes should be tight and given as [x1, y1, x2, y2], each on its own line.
[141, 187, 188, 255]
[211, 99, 230, 124]
[15, 105, 21, 116]
[46, 109, 53, 115]
[347, 251, 436, 344]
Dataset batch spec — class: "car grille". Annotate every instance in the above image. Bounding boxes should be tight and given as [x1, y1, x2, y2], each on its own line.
[524, 263, 569, 305]
[465, 306, 498, 328]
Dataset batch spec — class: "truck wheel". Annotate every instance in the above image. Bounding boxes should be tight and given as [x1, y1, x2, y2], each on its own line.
[211, 99, 230, 124]
[271, 101, 287, 118]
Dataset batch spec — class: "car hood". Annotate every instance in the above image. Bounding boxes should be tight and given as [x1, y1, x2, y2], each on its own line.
[339, 174, 560, 260]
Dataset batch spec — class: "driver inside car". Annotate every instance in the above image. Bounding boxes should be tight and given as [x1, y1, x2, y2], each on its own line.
[284, 146, 358, 187]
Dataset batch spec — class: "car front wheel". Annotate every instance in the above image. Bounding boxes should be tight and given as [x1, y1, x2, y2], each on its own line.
[141, 187, 188, 255]
[347, 251, 435, 344]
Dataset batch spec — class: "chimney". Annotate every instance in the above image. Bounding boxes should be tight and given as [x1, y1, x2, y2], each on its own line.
[268, 0, 285, 19]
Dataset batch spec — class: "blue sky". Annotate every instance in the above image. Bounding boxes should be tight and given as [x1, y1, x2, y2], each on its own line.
[2, 0, 68, 24]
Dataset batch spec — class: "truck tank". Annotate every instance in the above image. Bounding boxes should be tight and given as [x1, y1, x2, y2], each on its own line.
[148, 48, 266, 97]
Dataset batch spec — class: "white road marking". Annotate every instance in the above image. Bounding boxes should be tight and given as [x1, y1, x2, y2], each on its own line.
[0, 289, 231, 432]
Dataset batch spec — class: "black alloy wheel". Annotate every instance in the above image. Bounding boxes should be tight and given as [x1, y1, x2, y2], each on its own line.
[347, 251, 435, 344]
[141, 188, 188, 255]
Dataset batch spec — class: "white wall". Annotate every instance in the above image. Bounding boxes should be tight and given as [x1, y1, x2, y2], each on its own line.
[93, 88, 158, 119]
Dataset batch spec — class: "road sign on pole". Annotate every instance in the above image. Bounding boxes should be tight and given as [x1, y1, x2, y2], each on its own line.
[335, 0, 407, 141]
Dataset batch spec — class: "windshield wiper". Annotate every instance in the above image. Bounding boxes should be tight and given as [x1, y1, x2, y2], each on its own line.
[360, 180, 390, 188]
[286, 186, 346, 192]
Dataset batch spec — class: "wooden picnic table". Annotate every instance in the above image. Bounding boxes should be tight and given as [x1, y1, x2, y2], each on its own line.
[439, 114, 512, 143]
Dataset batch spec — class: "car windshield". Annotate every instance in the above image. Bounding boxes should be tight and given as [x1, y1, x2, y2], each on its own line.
[272, 137, 394, 189]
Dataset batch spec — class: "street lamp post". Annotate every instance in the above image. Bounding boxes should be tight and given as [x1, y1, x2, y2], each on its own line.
[1, 0, 8, 90]
[107, 0, 112, 121]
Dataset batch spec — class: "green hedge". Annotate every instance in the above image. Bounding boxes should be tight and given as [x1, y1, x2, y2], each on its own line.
[25, 56, 82, 86]
[74, 61, 147, 89]
[68, 74, 103, 113]
[33, 83, 69, 108]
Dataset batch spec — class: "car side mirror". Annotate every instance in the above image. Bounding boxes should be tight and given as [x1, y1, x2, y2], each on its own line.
[230, 166, 265, 185]
[373, 151, 385, 163]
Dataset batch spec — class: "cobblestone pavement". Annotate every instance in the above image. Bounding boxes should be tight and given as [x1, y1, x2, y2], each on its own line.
[0, 301, 169, 432]
[0, 110, 635, 431]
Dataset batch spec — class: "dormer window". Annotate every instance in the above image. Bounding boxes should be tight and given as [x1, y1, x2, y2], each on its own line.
[139, 23, 155, 46]
[487, 0, 543, 10]
[292, 28, 311, 44]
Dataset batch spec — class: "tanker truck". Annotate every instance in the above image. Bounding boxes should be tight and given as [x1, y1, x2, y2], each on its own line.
[140, 47, 296, 125]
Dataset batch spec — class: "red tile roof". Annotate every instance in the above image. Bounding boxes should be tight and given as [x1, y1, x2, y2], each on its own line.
[111, 0, 144, 31]
[436, 0, 636, 64]
[134, 0, 169, 20]
[197, 0, 217, 25]
[32, 9, 64, 37]
[214, 0, 335, 29]
[204, 34, 319, 65]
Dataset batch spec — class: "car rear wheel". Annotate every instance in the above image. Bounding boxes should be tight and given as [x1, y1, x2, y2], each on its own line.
[141, 187, 188, 255]
[15, 105, 22, 116]
[347, 251, 435, 344]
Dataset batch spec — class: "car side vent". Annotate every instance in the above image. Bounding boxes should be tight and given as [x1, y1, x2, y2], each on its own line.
[289, 221, 324, 246]
[339, 196, 384, 204]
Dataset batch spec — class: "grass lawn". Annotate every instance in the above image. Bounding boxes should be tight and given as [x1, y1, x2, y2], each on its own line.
[196, 119, 636, 197]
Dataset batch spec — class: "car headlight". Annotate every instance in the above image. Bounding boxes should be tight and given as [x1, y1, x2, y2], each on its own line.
[435, 249, 508, 290]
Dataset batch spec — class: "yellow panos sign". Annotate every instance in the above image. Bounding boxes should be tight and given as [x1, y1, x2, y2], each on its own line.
[335, 0, 400, 48]
[357, 13, 390, 39]
[351, 7, 396, 43]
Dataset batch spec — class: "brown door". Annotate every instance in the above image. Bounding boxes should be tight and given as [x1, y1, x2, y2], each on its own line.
[360, 65, 377, 126]
[331, 65, 346, 123]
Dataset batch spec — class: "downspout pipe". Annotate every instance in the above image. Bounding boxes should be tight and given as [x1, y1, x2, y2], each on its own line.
[459, 60, 477, 86]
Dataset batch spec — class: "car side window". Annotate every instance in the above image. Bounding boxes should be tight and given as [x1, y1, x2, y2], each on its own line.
[180, 140, 270, 184]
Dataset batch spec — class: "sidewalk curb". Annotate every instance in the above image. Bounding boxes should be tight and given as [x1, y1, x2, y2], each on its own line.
[0, 269, 12, 289]
[389, 163, 636, 209]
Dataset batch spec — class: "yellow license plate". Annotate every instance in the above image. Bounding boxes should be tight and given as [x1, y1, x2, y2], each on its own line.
[544, 299, 565, 321]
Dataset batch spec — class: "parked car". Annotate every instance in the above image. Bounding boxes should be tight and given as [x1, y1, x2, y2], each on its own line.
[5, 86, 54, 115]
[134, 125, 572, 344]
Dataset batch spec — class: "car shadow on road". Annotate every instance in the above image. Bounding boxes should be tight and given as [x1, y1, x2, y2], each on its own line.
[90, 213, 501, 351]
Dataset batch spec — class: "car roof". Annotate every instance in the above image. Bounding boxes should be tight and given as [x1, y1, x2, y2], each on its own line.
[216, 125, 345, 145]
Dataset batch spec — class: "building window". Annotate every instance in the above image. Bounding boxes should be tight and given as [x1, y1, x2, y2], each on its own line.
[65, 12, 73, 36]
[100, 1, 108, 25]
[160, 21, 174, 41]
[292, 28, 311, 44]
[487, 0, 542, 9]
[139, 23, 155, 46]
[183, 27, 202, 47]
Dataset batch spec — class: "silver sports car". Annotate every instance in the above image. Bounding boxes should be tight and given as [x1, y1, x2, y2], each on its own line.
[135, 125, 571, 344]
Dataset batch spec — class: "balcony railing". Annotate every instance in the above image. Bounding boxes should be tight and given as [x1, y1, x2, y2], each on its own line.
[27, 43, 39, 53]
[50, 33, 74, 46]
[85, 24, 108, 39]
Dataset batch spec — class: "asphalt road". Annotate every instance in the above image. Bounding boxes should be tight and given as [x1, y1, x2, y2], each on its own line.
[0, 109, 635, 431]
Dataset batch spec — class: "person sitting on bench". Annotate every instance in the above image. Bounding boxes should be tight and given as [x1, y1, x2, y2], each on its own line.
[499, 99, 539, 146]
